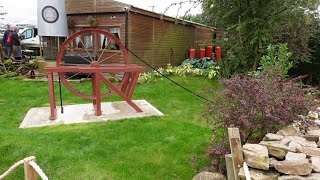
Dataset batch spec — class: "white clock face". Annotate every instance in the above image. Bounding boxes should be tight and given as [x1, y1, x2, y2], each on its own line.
[42, 6, 59, 23]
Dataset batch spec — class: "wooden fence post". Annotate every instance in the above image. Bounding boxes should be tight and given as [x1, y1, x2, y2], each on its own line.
[225, 154, 235, 180]
[24, 156, 38, 180]
[228, 128, 244, 180]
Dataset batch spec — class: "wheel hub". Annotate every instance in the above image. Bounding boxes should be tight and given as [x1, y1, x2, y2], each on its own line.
[91, 61, 100, 67]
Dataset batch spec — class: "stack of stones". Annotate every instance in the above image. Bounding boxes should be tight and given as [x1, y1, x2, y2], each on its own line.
[239, 109, 320, 180]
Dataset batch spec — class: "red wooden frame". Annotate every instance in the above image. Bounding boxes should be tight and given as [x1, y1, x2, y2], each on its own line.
[44, 29, 144, 120]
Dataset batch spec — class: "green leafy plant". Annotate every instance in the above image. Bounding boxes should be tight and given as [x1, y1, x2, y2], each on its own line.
[87, 15, 96, 24]
[139, 72, 154, 83]
[0, 71, 18, 78]
[26, 59, 39, 70]
[249, 43, 294, 78]
[181, 58, 214, 69]
[0, 59, 38, 79]
[260, 43, 293, 77]
[168, 63, 220, 79]
[208, 66, 220, 79]
[139, 63, 220, 83]
[4, 59, 14, 66]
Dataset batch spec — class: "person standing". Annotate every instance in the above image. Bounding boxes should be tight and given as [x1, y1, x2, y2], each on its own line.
[11, 27, 22, 60]
[2, 25, 13, 58]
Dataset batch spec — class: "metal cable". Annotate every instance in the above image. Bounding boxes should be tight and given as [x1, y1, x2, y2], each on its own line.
[126, 48, 215, 104]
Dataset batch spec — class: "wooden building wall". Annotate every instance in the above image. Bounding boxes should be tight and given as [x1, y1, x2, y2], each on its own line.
[169, 23, 194, 66]
[127, 12, 153, 67]
[153, 19, 171, 67]
[67, 13, 127, 64]
[66, 0, 215, 69]
[194, 26, 214, 50]
[128, 12, 195, 69]
[67, 0, 127, 14]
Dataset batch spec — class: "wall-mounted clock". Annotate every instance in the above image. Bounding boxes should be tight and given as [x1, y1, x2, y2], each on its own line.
[42, 6, 59, 23]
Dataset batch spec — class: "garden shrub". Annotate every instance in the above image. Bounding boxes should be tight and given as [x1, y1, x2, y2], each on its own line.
[0, 71, 18, 78]
[181, 58, 214, 69]
[203, 70, 318, 174]
[260, 43, 293, 77]
[248, 43, 293, 78]
[0, 59, 38, 78]
[139, 63, 220, 83]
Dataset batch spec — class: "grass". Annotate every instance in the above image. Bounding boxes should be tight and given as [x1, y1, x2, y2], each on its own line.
[0, 76, 219, 179]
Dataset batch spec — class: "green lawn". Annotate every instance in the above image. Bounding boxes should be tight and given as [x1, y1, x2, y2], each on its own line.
[0, 76, 218, 179]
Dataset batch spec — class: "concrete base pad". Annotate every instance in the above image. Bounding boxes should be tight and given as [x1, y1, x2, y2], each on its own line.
[20, 100, 163, 128]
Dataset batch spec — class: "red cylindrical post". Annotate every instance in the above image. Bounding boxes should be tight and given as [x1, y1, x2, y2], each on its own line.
[215, 46, 222, 60]
[199, 48, 205, 59]
[189, 48, 196, 59]
[206, 45, 213, 59]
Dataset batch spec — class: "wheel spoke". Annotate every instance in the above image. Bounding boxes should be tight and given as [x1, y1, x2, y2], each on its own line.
[65, 72, 82, 80]
[77, 73, 92, 93]
[57, 30, 130, 99]
[98, 51, 122, 64]
[97, 39, 112, 62]
[66, 47, 92, 64]
[79, 35, 94, 62]
[94, 33, 98, 57]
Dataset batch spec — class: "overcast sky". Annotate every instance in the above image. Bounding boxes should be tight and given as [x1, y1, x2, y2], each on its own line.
[0, 0, 202, 25]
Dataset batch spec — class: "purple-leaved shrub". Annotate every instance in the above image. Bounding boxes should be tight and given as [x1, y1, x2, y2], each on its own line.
[203, 70, 318, 174]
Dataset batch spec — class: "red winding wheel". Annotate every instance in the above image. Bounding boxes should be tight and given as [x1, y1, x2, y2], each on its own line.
[45, 29, 144, 120]
[56, 29, 132, 99]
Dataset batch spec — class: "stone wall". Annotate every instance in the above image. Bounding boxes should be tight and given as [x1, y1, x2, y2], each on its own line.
[239, 109, 320, 180]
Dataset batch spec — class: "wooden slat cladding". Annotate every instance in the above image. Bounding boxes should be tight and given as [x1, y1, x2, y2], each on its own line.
[68, 13, 126, 49]
[67, 13, 127, 64]
[67, 0, 128, 14]
[69, 13, 125, 27]
[128, 12, 195, 69]
[170, 24, 194, 66]
[127, 12, 153, 68]
[67, 0, 95, 14]
[66, 0, 215, 69]
[96, 0, 128, 13]
[153, 19, 171, 68]
[194, 26, 214, 50]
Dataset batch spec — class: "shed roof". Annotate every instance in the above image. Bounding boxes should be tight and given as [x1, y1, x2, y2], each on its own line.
[66, 0, 215, 31]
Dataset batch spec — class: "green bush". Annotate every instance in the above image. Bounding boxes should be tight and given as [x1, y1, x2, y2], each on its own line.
[249, 43, 293, 78]
[181, 58, 214, 69]
[0, 71, 18, 78]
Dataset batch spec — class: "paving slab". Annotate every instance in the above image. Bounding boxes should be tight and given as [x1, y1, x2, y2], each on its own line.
[20, 100, 163, 128]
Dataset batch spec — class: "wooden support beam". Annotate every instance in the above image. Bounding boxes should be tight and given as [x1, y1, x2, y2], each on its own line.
[228, 128, 244, 180]
[24, 156, 38, 180]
